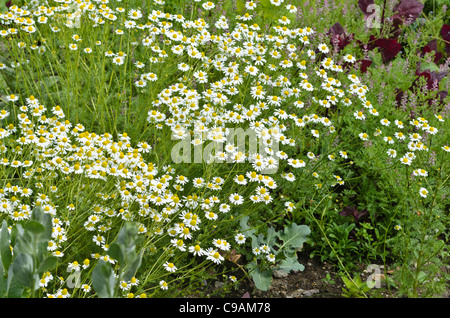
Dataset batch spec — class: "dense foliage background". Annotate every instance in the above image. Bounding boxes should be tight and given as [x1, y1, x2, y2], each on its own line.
[0, 0, 448, 298]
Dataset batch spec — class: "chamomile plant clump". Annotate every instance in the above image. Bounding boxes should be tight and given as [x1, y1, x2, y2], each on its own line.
[0, 0, 448, 298]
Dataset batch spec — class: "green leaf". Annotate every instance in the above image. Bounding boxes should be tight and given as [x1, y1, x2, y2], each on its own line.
[114, 222, 138, 248]
[6, 269, 25, 298]
[12, 228, 33, 257]
[239, 216, 259, 249]
[265, 226, 280, 248]
[420, 62, 440, 72]
[37, 256, 57, 274]
[23, 221, 45, 235]
[12, 253, 36, 290]
[30, 207, 52, 241]
[107, 243, 124, 268]
[92, 260, 116, 298]
[275, 254, 305, 273]
[0, 221, 12, 273]
[249, 263, 272, 291]
[0, 1, 7, 13]
[121, 250, 143, 282]
[239, 216, 256, 236]
[279, 223, 311, 254]
[417, 271, 427, 284]
[107, 222, 143, 277]
[0, 265, 5, 297]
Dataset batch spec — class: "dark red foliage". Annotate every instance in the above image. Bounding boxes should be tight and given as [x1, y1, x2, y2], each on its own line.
[364, 36, 402, 63]
[420, 39, 443, 63]
[391, 0, 424, 24]
[355, 1, 447, 110]
[388, 0, 424, 38]
[392, 18, 403, 36]
[373, 38, 402, 62]
[359, 59, 373, 73]
[396, 65, 448, 108]
[395, 89, 404, 107]
[437, 90, 448, 103]
[441, 24, 450, 55]
[356, 0, 428, 61]
[6, 0, 12, 8]
[365, 35, 378, 51]
[327, 22, 353, 52]
[415, 68, 449, 105]
[339, 206, 369, 221]
[415, 67, 448, 90]
[358, 0, 375, 19]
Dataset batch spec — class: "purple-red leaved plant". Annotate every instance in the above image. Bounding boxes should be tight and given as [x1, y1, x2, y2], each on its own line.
[339, 206, 369, 222]
[442, 24, 450, 55]
[327, 22, 353, 52]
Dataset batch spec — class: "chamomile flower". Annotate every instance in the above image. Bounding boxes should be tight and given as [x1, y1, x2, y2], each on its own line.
[219, 203, 231, 213]
[394, 132, 405, 140]
[93, 234, 105, 246]
[206, 248, 224, 264]
[311, 129, 320, 138]
[171, 238, 186, 251]
[354, 111, 365, 120]
[82, 259, 90, 269]
[235, 233, 246, 244]
[400, 156, 412, 165]
[395, 119, 404, 128]
[234, 174, 247, 185]
[135, 79, 147, 88]
[163, 261, 177, 272]
[159, 280, 168, 290]
[194, 70, 208, 83]
[318, 43, 329, 54]
[387, 149, 397, 158]
[359, 132, 369, 141]
[229, 193, 244, 205]
[383, 136, 394, 144]
[339, 151, 348, 159]
[67, 261, 80, 272]
[189, 244, 206, 256]
[205, 211, 218, 220]
[418, 187, 428, 198]
[112, 56, 125, 65]
[202, 1, 215, 10]
[425, 126, 438, 135]
[193, 177, 205, 188]
[53, 250, 64, 258]
[434, 114, 444, 122]
[266, 253, 276, 263]
[380, 118, 390, 126]
[6, 94, 19, 102]
[343, 54, 356, 63]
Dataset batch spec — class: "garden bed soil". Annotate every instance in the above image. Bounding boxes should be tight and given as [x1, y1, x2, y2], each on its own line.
[202, 253, 350, 298]
[245, 254, 346, 298]
[206, 253, 450, 298]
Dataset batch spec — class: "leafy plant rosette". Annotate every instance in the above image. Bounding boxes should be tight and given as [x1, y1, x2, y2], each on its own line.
[0, 0, 448, 298]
